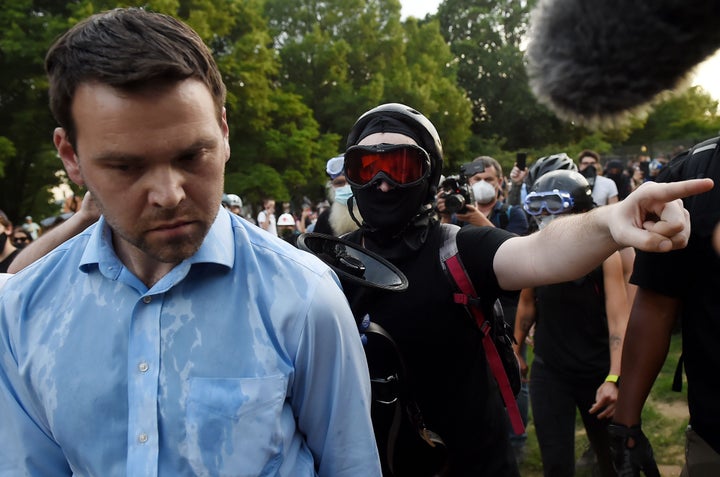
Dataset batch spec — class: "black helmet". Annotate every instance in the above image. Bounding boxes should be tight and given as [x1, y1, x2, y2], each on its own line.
[527, 152, 577, 189]
[346, 103, 443, 203]
[529, 169, 595, 213]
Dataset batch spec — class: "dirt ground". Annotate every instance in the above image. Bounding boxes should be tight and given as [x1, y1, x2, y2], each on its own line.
[652, 398, 689, 477]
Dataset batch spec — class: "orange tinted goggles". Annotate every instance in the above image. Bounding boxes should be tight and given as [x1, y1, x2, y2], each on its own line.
[344, 144, 430, 187]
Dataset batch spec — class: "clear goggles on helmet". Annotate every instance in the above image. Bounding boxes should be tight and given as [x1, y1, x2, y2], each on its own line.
[326, 154, 345, 176]
[344, 143, 430, 188]
[523, 190, 575, 216]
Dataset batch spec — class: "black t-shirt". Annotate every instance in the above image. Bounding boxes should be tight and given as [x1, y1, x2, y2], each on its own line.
[631, 137, 720, 453]
[533, 265, 609, 377]
[312, 208, 333, 235]
[346, 223, 518, 475]
[0, 248, 20, 273]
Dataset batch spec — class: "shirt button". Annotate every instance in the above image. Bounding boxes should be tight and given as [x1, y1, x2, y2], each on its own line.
[138, 433, 148, 444]
[142, 296, 152, 304]
[138, 362, 149, 373]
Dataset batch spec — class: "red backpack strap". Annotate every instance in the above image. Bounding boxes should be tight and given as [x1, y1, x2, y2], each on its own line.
[439, 225, 525, 435]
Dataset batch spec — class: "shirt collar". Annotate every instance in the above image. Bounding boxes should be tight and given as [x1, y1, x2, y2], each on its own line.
[79, 207, 235, 278]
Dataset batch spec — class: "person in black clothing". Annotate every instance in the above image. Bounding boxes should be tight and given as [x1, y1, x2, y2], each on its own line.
[340, 103, 709, 476]
[514, 170, 628, 477]
[611, 136, 720, 476]
[0, 210, 20, 273]
[437, 154, 531, 461]
[604, 160, 632, 201]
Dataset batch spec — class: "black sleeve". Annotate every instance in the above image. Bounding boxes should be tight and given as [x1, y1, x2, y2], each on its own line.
[455, 225, 515, 298]
[631, 248, 686, 297]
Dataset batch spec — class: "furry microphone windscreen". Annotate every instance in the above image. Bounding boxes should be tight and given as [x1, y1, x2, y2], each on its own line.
[525, 0, 720, 127]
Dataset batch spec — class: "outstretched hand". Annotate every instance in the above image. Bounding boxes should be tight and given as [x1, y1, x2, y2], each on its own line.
[610, 178, 713, 252]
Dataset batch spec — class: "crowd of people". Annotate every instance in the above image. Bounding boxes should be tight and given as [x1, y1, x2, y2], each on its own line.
[0, 7, 718, 477]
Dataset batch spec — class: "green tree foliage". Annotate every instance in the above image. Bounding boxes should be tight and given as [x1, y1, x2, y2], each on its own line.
[0, 0, 74, 223]
[626, 86, 720, 148]
[436, 0, 578, 152]
[264, 0, 472, 173]
[3, 0, 719, 224]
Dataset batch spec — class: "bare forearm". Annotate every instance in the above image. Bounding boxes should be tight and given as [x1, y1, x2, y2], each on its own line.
[7, 213, 98, 273]
[494, 179, 713, 291]
[513, 288, 535, 352]
[604, 253, 630, 375]
[496, 207, 617, 289]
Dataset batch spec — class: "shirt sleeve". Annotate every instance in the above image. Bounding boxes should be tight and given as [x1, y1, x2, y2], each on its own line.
[290, 269, 382, 477]
[0, 292, 72, 476]
[456, 225, 515, 298]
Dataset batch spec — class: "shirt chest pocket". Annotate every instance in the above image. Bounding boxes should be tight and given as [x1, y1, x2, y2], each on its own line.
[185, 375, 287, 476]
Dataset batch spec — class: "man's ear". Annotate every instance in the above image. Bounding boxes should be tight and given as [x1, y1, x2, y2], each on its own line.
[53, 128, 85, 186]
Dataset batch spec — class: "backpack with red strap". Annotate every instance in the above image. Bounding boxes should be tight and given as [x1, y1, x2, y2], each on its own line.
[439, 223, 525, 435]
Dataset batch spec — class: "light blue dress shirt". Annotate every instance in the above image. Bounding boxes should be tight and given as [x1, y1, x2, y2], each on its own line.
[0, 208, 380, 477]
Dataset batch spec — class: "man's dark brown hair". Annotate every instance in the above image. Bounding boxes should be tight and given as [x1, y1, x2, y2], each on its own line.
[45, 8, 226, 148]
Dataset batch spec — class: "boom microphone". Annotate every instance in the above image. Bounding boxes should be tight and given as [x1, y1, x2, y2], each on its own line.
[526, 0, 720, 126]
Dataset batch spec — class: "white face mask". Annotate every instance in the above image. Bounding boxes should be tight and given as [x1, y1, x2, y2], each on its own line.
[333, 184, 353, 205]
[472, 180, 497, 205]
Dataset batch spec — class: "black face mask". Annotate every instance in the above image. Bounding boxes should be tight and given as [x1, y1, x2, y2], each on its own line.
[580, 165, 597, 180]
[0, 233, 8, 251]
[353, 179, 429, 239]
[579, 165, 596, 189]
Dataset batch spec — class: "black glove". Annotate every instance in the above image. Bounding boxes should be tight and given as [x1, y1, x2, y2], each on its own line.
[607, 422, 660, 477]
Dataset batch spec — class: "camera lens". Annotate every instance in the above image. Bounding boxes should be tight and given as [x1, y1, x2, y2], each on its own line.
[445, 194, 465, 213]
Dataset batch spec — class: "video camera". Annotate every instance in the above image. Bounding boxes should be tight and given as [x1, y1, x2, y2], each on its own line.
[438, 161, 485, 213]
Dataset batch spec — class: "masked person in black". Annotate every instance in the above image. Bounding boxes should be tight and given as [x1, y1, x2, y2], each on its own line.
[0, 211, 20, 274]
[340, 103, 710, 476]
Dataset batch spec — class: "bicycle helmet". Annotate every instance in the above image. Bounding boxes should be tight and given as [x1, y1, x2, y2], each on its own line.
[528, 169, 595, 213]
[226, 193, 242, 208]
[346, 103, 443, 203]
[526, 153, 577, 189]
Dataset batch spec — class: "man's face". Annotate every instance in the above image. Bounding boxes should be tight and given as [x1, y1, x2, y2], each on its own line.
[579, 155, 597, 172]
[467, 168, 501, 194]
[55, 79, 230, 266]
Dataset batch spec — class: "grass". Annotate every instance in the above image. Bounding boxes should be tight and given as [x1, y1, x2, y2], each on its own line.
[518, 332, 688, 476]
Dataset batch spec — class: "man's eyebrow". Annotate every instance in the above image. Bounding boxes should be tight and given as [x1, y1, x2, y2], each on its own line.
[91, 138, 219, 162]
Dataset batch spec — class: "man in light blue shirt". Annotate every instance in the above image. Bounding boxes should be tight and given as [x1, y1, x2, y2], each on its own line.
[0, 8, 380, 477]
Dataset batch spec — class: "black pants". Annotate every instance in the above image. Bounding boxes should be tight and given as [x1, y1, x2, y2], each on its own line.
[530, 357, 616, 477]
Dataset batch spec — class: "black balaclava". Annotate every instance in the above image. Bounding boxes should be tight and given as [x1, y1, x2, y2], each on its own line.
[349, 116, 434, 249]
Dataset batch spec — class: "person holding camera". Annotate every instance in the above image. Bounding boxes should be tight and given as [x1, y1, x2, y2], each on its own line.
[339, 102, 709, 476]
[438, 156, 529, 236]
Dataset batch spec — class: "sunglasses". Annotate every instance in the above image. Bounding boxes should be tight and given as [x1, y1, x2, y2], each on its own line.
[13, 236, 30, 242]
[523, 191, 575, 216]
[344, 143, 430, 187]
